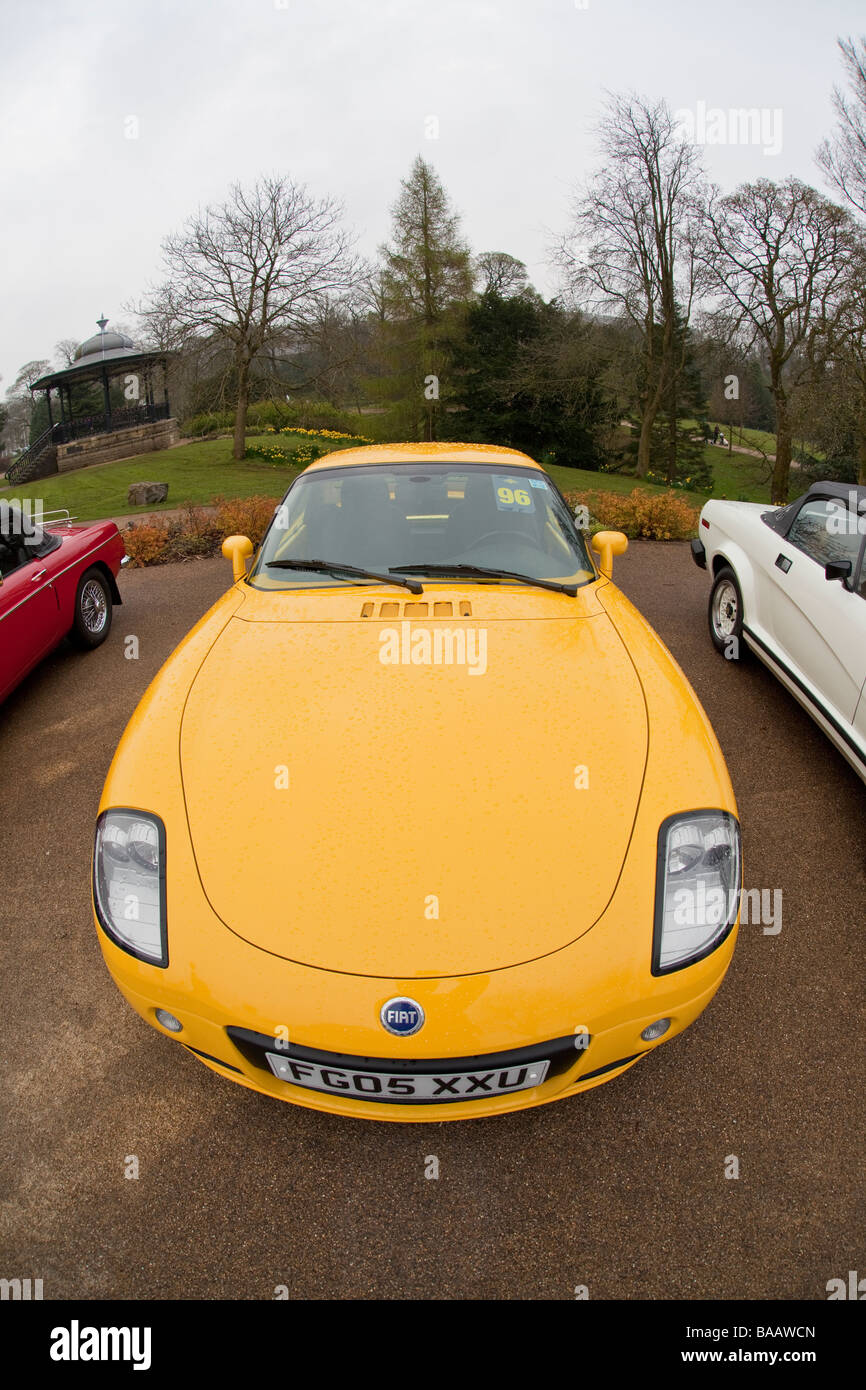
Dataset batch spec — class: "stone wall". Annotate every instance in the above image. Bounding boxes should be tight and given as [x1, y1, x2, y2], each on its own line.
[56, 419, 180, 474]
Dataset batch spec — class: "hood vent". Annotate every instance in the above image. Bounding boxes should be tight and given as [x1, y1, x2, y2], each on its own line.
[360, 600, 472, 619]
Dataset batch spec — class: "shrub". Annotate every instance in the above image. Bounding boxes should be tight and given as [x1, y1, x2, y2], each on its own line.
[278, 399, 361, 433]
[170, 504, 221, 558]
[181, 400, 377, 438]
[213, 495, 281, 546]
[565, 487, 699, 541]
[245, 400, 288, 431]
[181, 410, 234, 437]
[351, 405, 405, 443]
[246, 429, 371, 468]
[122, 523, 172, 566]
[247, 398, 366, 433]
[123, 496, 281, 566]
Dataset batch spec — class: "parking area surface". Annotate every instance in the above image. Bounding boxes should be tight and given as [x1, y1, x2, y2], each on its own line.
[2, 541, 863, 1299]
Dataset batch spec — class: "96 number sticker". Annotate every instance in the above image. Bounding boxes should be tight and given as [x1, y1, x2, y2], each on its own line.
[493, 476, 535, 513]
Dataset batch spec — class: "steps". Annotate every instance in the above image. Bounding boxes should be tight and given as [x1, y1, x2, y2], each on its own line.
[4, 427, 58, 486]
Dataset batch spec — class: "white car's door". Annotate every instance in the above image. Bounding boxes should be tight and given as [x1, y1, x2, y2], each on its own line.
[765, 494, 866, 724]
[744, 509, 798, 645]
[852, 563, 866, 743]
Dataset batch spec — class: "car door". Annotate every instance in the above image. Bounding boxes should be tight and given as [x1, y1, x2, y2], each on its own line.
[741, 504, 798, 647]
[767, 494, 866, 725]
[0, 532, 63, 701]
[852, 553, 866, 744]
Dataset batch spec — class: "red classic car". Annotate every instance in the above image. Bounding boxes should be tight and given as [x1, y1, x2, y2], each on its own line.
[0, 503, 126, 703]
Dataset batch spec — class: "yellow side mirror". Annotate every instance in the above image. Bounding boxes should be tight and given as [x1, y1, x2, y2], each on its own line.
[591, 529, 628, 578]
[222, 534, 254, 581]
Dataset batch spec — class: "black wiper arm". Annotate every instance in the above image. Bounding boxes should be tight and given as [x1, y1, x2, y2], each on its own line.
[265, 558, 423, 594]
[390, 563, 577, 597]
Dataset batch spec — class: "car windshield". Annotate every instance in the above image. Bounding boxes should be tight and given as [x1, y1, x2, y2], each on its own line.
[0, 501, 49, 567]
[250, 462, 595, 590]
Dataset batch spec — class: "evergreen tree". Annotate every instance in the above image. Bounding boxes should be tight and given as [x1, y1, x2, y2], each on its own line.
[648, 311, 712, 489]
[449, 290, 543, 449]
[377, 156, 474, 440]
[451, 295, 618, 468]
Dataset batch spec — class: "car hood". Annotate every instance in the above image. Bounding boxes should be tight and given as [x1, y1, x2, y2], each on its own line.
[180, 594, 648, 975]
[705, 500, 773, 520]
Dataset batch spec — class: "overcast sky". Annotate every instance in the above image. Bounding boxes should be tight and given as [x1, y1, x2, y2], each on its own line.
[0, 0, 862, 391]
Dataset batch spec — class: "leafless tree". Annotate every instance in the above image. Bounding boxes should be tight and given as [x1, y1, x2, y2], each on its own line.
[1, 359, 51, 451]
[817, 36, 866, 218]
[357, 262, 390, 324]
[259, 293, 372, 409]
[824, 237, 866, 483]
[700, 177, 857, 502]
[137, 176, 357, 458]
[475, 251, 530, 297]
[558, 93, 708, 476]
[54, 339, 80, 368]
[129, 283, 188, 354]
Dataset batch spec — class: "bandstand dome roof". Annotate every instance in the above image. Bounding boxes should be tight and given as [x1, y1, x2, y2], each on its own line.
[74, 322, 137, 365]
[29, 316, 171, 392]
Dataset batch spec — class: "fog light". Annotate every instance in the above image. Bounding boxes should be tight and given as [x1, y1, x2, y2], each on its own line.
[155, 1009, 183, 1032]
[641, 1018, 671, 1041]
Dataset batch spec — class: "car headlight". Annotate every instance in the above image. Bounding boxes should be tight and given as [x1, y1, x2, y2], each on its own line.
[93, 809, 167, 966]
[652, 810, 741, 974]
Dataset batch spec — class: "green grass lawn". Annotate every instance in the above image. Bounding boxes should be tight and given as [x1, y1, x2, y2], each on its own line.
[544, 462, 705, 509]
[681, 417, 778, 458]
[708, 446, 773, 501]
[1, 430, 776, 522]
[546, 452, 772, 507]
[726, 425, 778, 456]
[0, 436, 308, 522]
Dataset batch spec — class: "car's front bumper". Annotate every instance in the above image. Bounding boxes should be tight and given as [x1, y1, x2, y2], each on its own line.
[101, 936, 736, 1122]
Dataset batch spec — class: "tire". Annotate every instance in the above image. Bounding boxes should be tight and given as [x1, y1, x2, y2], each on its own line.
[708, 565, 747, 659]
[70, 567, 113, 650]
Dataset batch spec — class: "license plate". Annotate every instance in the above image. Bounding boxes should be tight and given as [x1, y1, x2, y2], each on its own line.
[265, 1052, 550, 1102]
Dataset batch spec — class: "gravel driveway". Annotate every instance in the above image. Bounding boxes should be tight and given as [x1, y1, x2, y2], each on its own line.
[1, 541, 863, 1299]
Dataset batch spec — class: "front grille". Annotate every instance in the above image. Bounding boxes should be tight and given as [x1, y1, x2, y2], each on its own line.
[226, 1026, 585, 1089]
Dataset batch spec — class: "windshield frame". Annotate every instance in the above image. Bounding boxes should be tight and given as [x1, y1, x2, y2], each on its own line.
[247, 459, 599, 592]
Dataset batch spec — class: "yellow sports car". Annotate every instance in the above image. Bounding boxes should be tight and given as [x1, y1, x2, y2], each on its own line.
[93, 443, 741, 1121]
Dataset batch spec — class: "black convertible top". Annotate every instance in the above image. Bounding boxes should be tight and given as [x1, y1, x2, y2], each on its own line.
[806, 479, 866, 506]
[762, 479, 866, 534]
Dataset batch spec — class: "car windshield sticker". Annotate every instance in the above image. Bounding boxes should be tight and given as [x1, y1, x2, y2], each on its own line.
[493, 476, 535, 513]
[529, 478, 547, 489]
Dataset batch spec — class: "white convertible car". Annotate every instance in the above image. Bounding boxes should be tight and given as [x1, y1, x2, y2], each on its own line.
[692, 480, 866, 784]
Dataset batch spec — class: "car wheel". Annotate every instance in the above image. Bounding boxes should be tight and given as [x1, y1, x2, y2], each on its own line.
[70, 567, 113, 650]
[708, 566, 747, 658]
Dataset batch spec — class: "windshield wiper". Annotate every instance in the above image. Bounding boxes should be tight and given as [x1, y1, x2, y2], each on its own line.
[390, 563, 578, 597]
[264, 558, 423, 594]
